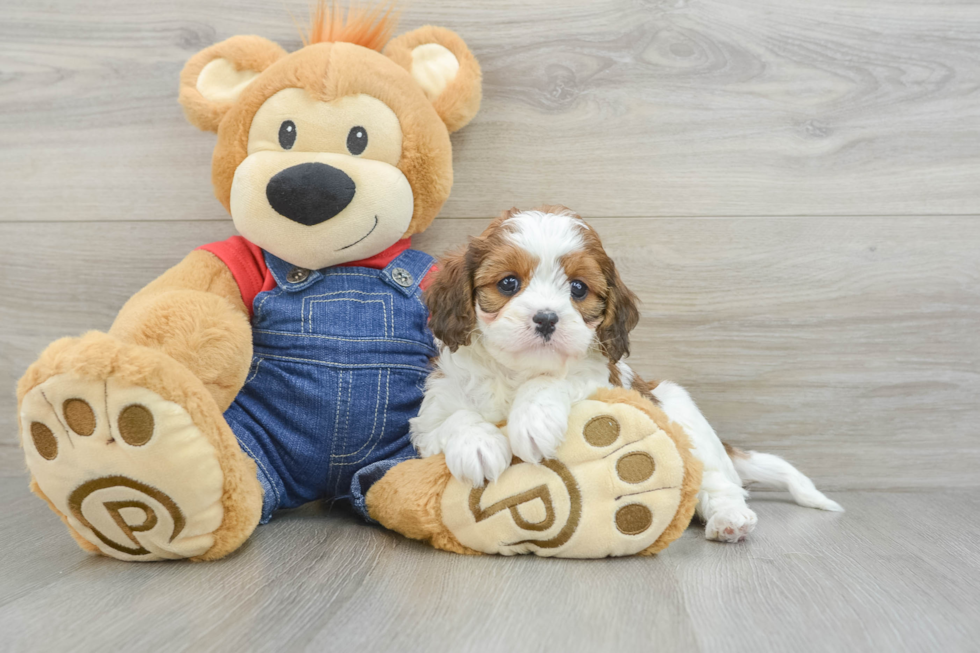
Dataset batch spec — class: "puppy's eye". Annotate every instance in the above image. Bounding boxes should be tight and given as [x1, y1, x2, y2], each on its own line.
[347, 126, 368, 155]
[497, 276, 520, 296]
[278, 120, 296, 150]
[570, 280, 588, 300]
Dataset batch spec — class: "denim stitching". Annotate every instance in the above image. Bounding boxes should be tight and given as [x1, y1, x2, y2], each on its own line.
[338, 369, 355, 494]
[301, 290, 393, 335]
[334, 368, 392, 467]
[243, 358, 264, 387]
[332, 368, 383, 460]
[378, 368, 391, 457]
[306, 298, 390, 337]
[251, 329, 430, 348]
[254, 288, 282, 322]
[320, 272, 381, 280]
[343, 369, 352, 447]
[328, 368, 344, 481]
[253, 353, 429, 373]
[236, 437, 282, 506]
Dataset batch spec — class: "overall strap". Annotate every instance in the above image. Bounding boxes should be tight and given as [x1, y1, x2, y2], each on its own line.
[379, 249, 436, 297]
[261, 250, 324, 293]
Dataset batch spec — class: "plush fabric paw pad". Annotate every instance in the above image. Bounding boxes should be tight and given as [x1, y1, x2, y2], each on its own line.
[441, 398, 691, 558]
[20, 375, 226, 561]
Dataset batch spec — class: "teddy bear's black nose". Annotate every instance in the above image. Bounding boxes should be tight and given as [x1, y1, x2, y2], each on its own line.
[266, 162, 356, 226]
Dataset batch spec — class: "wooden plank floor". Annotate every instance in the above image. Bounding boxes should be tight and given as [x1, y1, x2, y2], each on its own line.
[2, 0, 979, 650]
[1, 473, 978, 653]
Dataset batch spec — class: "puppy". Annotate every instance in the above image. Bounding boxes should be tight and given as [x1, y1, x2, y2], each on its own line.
[410, 206, 842, 542]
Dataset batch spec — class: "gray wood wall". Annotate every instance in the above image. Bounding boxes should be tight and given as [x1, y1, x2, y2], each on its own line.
[2, 0, 978, 489]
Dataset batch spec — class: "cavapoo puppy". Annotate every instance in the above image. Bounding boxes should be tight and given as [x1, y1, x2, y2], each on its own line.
[410, 206, 842, 542]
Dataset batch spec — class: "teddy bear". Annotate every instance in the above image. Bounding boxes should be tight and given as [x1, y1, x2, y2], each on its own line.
[16, 3, 701, 561]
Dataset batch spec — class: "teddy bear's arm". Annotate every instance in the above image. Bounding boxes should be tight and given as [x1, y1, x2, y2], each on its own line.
[107, 249, 253, 411]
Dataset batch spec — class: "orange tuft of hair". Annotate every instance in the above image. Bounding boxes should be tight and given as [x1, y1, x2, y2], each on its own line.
[300, 1, 400, 51]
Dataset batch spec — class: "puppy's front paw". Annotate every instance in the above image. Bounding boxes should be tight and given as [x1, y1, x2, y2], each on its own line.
[507, 402, 569, 464]
[444, 423, 512, 487]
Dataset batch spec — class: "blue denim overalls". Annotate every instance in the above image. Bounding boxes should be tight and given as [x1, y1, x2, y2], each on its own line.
[223, 248, 437, 523]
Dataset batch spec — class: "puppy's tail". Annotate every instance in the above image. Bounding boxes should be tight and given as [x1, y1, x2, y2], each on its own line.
[725, 444, 844, 512]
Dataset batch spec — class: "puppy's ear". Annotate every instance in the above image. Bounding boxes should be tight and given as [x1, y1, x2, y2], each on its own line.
[425, 246, 477, 351]
[179, 35, 287, 132]
[597, 260, 640, 363]
[384, 26, 482, 133]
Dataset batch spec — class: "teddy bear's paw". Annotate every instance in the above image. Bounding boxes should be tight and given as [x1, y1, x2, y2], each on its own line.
[440, 398, 690, 558]
[20, 374, 226, 561]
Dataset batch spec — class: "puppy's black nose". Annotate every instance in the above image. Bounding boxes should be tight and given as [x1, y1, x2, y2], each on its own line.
[266, 162, 356, 226]
[533, 311, 559, 339]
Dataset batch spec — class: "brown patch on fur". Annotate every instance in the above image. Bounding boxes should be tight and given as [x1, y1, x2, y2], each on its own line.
[607, 362, 660, 406]
[425, 208, 528, 350]
[424, 245, 477, 351]
[724, 442, 750, 459]
[588, 241, 639, 363]
[537, 206, 640, 362]
[630, 373, 661, 405]
[473, 243, 537, 289]
[474, 243, 537, 314]
[560, 250, 608, 325]
[607, 360, 622, 386]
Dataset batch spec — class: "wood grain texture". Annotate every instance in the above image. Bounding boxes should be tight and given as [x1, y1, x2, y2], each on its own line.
[1, 0, 979, 221]
[2, 217, 978, 489]
[0, 473, 977, 653]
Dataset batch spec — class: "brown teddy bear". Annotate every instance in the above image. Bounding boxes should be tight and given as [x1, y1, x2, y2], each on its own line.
[16, 3, 700, 561]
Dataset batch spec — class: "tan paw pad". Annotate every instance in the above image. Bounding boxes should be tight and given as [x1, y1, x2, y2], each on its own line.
[20, 374, 226, 561]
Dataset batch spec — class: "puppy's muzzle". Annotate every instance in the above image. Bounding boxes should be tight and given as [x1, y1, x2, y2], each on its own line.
[533, 311, 559, 340]
[266, 162, 356, 226]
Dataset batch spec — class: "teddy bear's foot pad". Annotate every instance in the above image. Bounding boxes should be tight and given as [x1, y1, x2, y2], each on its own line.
[21, 375, 226, 561]
[441, 398, 688, 558]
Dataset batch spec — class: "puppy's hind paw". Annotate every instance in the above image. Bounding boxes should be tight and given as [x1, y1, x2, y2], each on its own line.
[705, 507, 758, 543]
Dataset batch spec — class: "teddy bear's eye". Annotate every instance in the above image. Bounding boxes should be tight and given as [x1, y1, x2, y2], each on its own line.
[278, 121, 297, 150]
[347, 126, 368, 155]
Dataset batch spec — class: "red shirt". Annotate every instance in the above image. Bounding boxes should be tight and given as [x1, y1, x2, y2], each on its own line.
[199, 236, 436, 318]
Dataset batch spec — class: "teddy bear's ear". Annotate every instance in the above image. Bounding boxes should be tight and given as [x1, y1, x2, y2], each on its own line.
[179, 35, 288, 132]
[384, 26, 482, 133]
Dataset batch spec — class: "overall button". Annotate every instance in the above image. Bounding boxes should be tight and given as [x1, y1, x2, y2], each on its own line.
[391, 268, 414, 287]
[287, 267, 310, 283]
